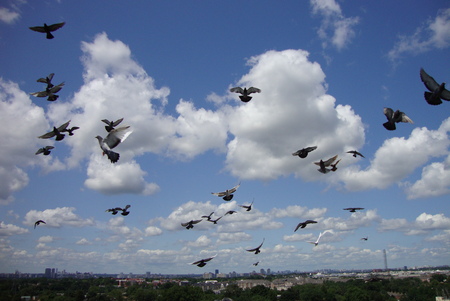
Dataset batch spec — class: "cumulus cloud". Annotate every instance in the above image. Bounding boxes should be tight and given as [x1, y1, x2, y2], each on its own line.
[23, 207, 95, 228]
[310, 0, 360, 50]
[76, 238, 92, 245]
[0, 221, 28, 236]
[379, 212, 450, 235]
[144, 226, 162, 236]
[388, 8, 450, 61]
[0, 7, 19, 24]
[270, 205, 327, 219]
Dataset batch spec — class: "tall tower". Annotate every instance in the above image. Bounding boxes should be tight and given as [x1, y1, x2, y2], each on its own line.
[383, 249, 388, 271]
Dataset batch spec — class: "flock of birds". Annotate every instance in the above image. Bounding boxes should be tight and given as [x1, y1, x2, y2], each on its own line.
[27, 22, 450, 268]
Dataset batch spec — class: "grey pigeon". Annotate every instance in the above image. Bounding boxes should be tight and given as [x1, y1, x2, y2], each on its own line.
[292, 146, 317, 158]
[330, 159, 341, 172]
[191, 254, 217, 267]
[207, 216, 222, 224]
[181, 219, 202, 229]
[95, 126, 132, 163]
[383, 107, 413, 131]
[230, 86, 261, 102]
[38, 120, 71, 141]
[201, 212, 214, 221]
[29, 22, 65, 39]
[420, 68, 450, 105]
[212, 182, 240, 201]
[239, 199, 254, 212]
[35, 146, 54, 156]
[347, 150, 364, 158]
[294, 220, 317, 232]
[121, 205, 131, 216]
[62, 126, 80, 136]
[317, 160, 330, 174]
[102, 118, 124, 132]
[105, 207, 122, 215]
[36, 73, 55, 89]
[246, 238, 265, 254]
[30, 82, 65, 101]
[225, 210, 237, 215]
[314, 155, 338, 167]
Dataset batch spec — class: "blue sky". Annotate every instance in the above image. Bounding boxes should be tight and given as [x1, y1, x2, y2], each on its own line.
[0, 0, 449, 275]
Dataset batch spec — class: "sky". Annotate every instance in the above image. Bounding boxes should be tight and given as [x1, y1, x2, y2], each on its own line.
[0, 0, 449, 275]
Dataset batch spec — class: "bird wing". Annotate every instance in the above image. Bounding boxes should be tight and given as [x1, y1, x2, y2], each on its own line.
[47, 22, 66, 32]
[399, 112, 413, 124]
[322, 155, 338, 166]
[228, 183, 241, 194]
[230, 87, 244, 94]
[305, 146, 317, 152]
[113, 118, 124, 126]
[55, 120, 71, 132]
[101, 119, 112, 125]
[30, 91, 48, 97]
[294, 223, 304, 232]
[247, 87, 261, 94]
[50, 82, 65, 93]
[191, 219, 202, 224]
[211, 191, 225, 197]
[29, 26, 47, 33]
[441, 89, 450, 101]
[37, 73, 54, 83]
[103, 126, 132, 149]
[420, 68, 440, 92]
[383, 107, 394, 120]
[181, 222, 190, 227]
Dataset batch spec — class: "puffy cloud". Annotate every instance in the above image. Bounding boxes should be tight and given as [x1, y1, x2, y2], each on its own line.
[76, 238, 92, 245]
[23, 207, 95, 228]
[388, 8, 450, 61]
[320, 210, 380, 231]
[0, 221, 28, 236]
[186, 235, 212, 248]
[270, 205, 327, 219]
[0, 7, 20, 24]
[216, 232, 251, 245]
[379, 212, 450, 235]
[37, 236, 55, 243]
[144, 226, 162, 237]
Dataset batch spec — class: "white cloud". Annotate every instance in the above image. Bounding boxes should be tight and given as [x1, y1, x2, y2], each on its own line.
[0, 7, 19, 24]
[0, 221, 28, 236]
[388, 8, 450, 61]
[144, 226, 162, 237]
[270, 205, 327, 219]
[23, 207, 95, 228]
[37, 236, 55, 243]
[379, 212, 450, 235]
[76, 238, 92, 245]
[186, 235, 212, 248]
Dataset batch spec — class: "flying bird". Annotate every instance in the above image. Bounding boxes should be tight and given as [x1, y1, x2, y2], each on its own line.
[35, 146, 55, 156]
[102, 118, 124, 132]
[34, 220, 46, 228]
[207, 216, 222, 224]
[314, 155, 338, 167]
[246, 238, 265, 254]
[292, 146, 317, 158]
[224, 210, 237, 215]
[30, 82, 65, 101]
[420, 68, 450, 105]
[308, 230, 332, 246]
[361, 236, 368, 241]
[343, 207, 364, 213]
[121, 205, 131, 216]
[230, 86, 261, 102]
[105, 207, 122, 215]
[29, 22, 66, 39]
[36, 73, 55, 89]
[212, 183, 240, 201]
[62, 126, 80, 136]
[383, 107, 413, 131]
[253, 261, 260, 266]
[347, 150, 364, 158]
[330, 159, 341, 172]
[191, 254, 217, 267]
[181, 219, 202, 229]
[317, 160, 331, 174]
[95, 126, 132, 163]
[294, 220, 318, 232]
[201, 212, 214, 221]
[239, 199, 254, 212]
[38, 120, 71, 141]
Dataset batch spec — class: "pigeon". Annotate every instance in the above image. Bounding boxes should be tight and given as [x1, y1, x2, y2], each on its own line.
[361, 236, 368, 241]
[102, 118, 124, 132]
[230, 86, 261, 102]
[212, 183, 240, 201]
[253, 261, 260, 266]
[314, 155, 338, 167]
[36, 73, 55, 89]
[30, 82, 65, 101]
[191, 254, 217, 267]
[343, 207, 364, 213]
[294, 220, 318, 232]
[121, 205, 131, 216]
[347, 150, 364, 158]
[330, 159, 341, 172]
[181, 219, 202, 230]
[224, 210, 237, 216]
[317, 160, 331, 174]
[105, 207, 122, 215]
[29, 22, 65, 39]
[34, 220, 46, 228]
[308, 230, 332, 246]
[420, 68, 450, 105]
[35, 146, 55, 156]
[62, 126, 80, 136]
[201, 212, 214, 221]
[38, 120, 71, 141]
[246, 238, 265, 254]
[292, 146, 317, 158]
[383, 108, 413, 131]
[207, 216, 222, 224]
[95, 126, 132, 163]
[239, 199, 254, 212]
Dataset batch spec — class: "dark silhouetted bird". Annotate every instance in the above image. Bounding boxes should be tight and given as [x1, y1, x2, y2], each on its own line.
[347, 150, 364, 158]
[383, 107, 413, 131]
[191, 254, 217, 267]
[314, 155, 338, 167]
[292, 146, 317, 158]
[201, 212, 214, 221]
[121, 205, 131, 216]
[95, 126, 132, 163]
[30, 82, 65, 101]
[35, 146, 54, 156]
[36, 73, 55, 89]
[225, 210, 237, 215]
[294, 220, 318, 232]
[181, 219, 202, 229]
[207, 216, 222, 224]
[247, 238, 265, 254]
[239, 199, 254, 211]
[343, 207, 364, 213]
[317, 160, 331, 174]
[253, 261, 260, 266]
[29, 22, 65, 39]
[361, 236, 368, 241]
[212, 183, 240, 201]
[330, 159, 341, 172]
[420, 68, 450, 105]
[62, 126, 80, 136]
[105, 207, 122, 215]
[38, 120, 71, 141]
[230, 86, 261, 102]
[34, 220, 46, 228]
[102, 118, 124, 132]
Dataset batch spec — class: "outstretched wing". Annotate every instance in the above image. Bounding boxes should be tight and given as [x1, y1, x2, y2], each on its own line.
[247, 87, 261, 94]
[399, 112, 413, 124]
[50, 82, 65, 93]
[30, 91, 48, 97]
[56, 120, 71, 132]
[37, 73, 54, 83]
[420, 68, 440, 92]
[315, 155, 338, 166]
[230, 87, 244, 94]
[29, 26, 46, 33]
[47, 22, 66, 32]
[228, 183, 241, 194]
[104, 126, 132, 149]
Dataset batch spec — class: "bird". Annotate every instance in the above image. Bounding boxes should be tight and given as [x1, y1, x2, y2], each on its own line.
[62, 126, 80, 136]
[239, 199, 254, 212]
[383, 107, 413, 131]
[105, 207, 122, 215]
[347, 150, 364, 158]
[330, 159, 341, 172]
[102, 118, 124, 132]
[224, 210, 237, 215]
[38, 120, 71, 141]
[419, 68, 450, 105]
[29, 22, 65, 39]
[30, 82, 65, 101]
[294, 220, 318, 232]
[207, 216, 222, 224]
[343, 207, 364, 213]
[317, 160, 331, 174]
[191, 254, 217, 267]
[246, 238, 265, 254]
[95, 126, 132, 163]
[34, 220, 46, 228]
[36, 73, 55, 89]
[121, 205, 131, 216]
[253, 261, 260, 266]
[181, 219, 202, 229]
[361, 236, 368, 241]
[201, 212, 214, 221]
[314, 155, 338, 167]
[308, 230, 332, 246]
[212, 183, 240, 201]
[292, 146, 317, 158]
[230, 86, 261, 102]
[35, 146, 55, 156]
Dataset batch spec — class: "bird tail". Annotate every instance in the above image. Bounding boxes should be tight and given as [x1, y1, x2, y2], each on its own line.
[105, 150, 120, 163]
[46, 32, 55, 39]
[383, 121, 396, 131]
